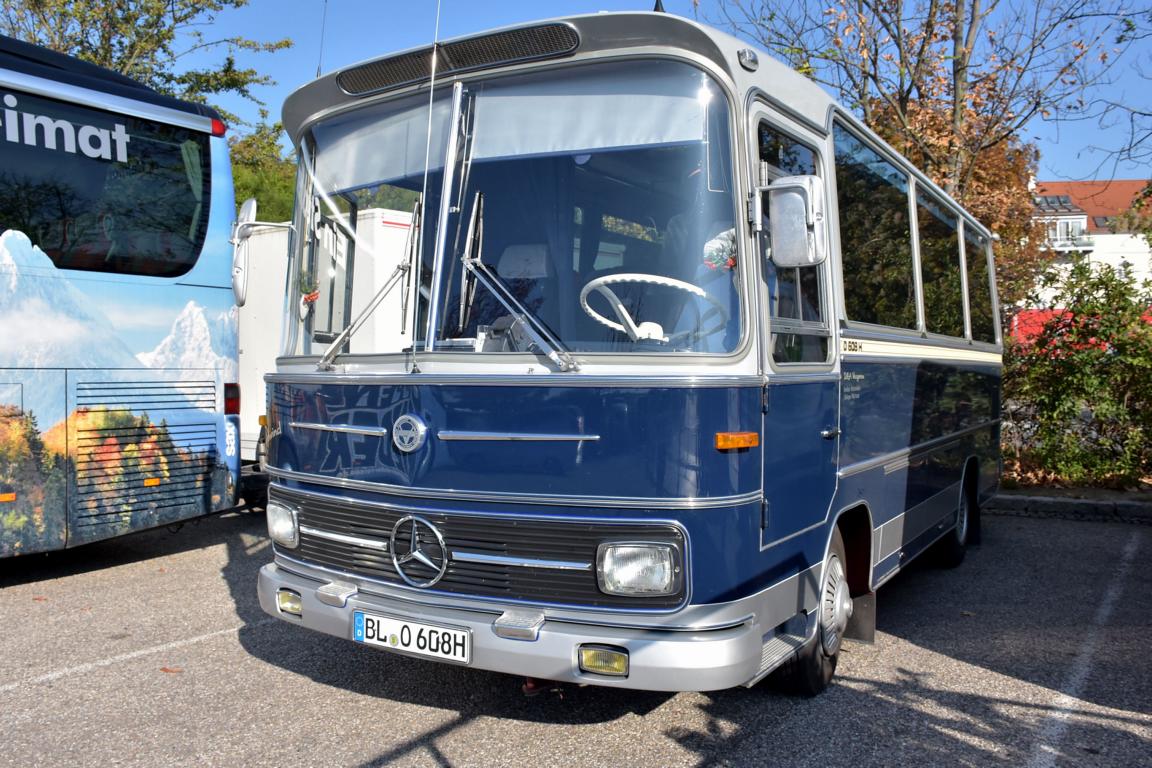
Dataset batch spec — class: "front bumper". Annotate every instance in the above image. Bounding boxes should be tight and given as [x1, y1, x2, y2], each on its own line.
[257, 560, 772, 691]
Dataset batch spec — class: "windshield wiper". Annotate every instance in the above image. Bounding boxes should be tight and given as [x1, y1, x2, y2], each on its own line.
[459, 192, 578, 372]
[316, 196, 422, 371]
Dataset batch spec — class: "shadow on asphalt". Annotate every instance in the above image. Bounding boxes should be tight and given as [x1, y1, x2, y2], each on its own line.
[0, 506, 265, 588]
[214, 513, 1147, 767]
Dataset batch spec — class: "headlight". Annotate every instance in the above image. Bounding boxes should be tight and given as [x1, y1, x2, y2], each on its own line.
[596, 542, 681, 596]
[266, 500, 299, 548]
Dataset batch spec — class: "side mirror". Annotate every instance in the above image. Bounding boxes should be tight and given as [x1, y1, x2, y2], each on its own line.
[230, 198, 258, 307]
[230, 198, 294, 308]
[763, 175, 827, 267]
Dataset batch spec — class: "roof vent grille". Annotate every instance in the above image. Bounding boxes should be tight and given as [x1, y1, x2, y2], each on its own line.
[337, 23, 580, 96]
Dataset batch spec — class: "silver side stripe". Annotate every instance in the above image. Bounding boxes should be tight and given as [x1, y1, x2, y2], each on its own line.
[451, 551, 592, 571]
[267, 465, 762, 509]
[437, 431, 600, 442]
[290, 422, 389, 437]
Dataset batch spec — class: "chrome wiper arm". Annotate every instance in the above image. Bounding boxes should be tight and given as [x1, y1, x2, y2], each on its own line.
[459, 192, 577, 372]
[316, 197, 422, 371]
[457, 192, 481, 333]
[399, 198, 422, 335]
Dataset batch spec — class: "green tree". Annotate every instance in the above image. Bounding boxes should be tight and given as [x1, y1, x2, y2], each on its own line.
[1003, 257, 1152, 486]
[230, 110, 295, 221]
[0, 0, 290, 117]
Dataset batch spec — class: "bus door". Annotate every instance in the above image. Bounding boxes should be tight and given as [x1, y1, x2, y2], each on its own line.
[753, 113, 840, 546]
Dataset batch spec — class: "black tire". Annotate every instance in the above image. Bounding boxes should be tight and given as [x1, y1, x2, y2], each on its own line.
[777, 527, 850, 697]
[933, 480, 974, 569]
[243, 425, 269, 510]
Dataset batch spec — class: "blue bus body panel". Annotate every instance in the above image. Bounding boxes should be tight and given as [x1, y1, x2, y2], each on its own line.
[269, 382, 762, 501]
[835, 356, 1001, 582]
[267, 380, 835, 605]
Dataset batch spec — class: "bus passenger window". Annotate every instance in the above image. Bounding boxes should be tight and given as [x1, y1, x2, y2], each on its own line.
[833, 122, 916, 330]
[965, 228, 997, 343]
[917, 190, 964, 338]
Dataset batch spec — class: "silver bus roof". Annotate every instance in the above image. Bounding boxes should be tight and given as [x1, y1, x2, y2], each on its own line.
[281, 11, 834, 143]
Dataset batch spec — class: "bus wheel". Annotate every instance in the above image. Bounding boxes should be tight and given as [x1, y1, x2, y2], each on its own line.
[933, 482, 973, 569]
[779, 527, 850, 696]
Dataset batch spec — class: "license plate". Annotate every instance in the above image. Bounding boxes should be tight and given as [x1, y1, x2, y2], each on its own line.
[352, 611, 471, 664]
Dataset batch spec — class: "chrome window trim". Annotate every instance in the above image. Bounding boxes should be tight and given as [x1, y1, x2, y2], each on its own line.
[437, 431, 600, 442]
[0, 69, 215, 133]
[289, 422, 389, 437]
[266, 465, 761, 510]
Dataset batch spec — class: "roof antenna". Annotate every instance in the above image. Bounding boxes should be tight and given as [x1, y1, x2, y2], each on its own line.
[653, 0, 665, 11]
[316, 0, 329, 77]
[418, 0, 444, 212]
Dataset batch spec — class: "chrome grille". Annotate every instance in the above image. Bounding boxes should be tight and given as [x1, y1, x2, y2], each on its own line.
[275, 486, 685, 609]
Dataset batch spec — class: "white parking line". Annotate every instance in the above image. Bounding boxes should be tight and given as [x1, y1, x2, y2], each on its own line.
[1025, 530, 1143, 768]
[0, 618, 277, 695]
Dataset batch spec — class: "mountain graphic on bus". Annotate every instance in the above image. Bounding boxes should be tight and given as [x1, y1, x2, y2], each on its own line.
[1, 230, 236, 555]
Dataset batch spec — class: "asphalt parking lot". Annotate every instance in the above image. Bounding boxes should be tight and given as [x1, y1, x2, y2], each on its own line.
[1, 509, 1148, 768]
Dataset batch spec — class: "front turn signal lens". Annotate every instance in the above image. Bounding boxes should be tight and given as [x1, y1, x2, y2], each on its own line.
[715, 431, 759, 450]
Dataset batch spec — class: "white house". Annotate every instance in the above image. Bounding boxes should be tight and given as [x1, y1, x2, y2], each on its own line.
[1032, 179, 1151, 284]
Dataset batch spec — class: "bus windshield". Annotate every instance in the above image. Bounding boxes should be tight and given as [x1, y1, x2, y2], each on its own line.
[0, 89, 211, 278]
[292, 59, 741, 360]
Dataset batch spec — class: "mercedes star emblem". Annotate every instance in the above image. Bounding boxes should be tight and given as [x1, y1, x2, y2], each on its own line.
[390, 515, 449, 588]
[392, 414, 428, 453]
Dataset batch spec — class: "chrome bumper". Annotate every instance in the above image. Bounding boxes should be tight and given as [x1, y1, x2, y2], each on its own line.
[257, 560, 816, 692]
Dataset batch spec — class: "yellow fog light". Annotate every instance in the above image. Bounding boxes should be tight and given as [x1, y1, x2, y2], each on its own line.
[276, 589, 303, 616]
[578, 645, 629, 677]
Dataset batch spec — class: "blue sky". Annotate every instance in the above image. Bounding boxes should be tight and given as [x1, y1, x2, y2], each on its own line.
[195, 0, 1148, 182]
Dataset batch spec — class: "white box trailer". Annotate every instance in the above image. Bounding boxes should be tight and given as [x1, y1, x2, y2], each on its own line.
[238, 208, 412, 504]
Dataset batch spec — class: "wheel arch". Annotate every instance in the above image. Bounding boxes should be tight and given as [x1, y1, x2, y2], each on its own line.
[831, 503, 873, 597]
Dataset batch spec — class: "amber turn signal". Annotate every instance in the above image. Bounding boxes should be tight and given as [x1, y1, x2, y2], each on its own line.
[715, 431, 759, 450]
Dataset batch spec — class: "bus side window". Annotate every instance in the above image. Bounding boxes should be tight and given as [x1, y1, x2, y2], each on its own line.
[917, 188, 964, 338]
[833, 121, 917, 330]
[757, 121, 829, 364]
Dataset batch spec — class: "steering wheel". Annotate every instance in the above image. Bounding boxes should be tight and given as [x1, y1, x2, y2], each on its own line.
[579, 273, 729, 344]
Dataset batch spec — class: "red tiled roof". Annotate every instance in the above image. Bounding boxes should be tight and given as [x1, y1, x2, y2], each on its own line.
[1033, 180, 1149, 233]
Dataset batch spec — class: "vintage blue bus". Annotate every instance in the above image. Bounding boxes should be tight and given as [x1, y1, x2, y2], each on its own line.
[244, 12, 1001, 694]
[0, 35, 241, 557]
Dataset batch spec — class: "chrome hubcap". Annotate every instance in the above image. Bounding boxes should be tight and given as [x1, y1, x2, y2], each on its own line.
[955, 492, 969, 545]
[820, 554, 852, 656]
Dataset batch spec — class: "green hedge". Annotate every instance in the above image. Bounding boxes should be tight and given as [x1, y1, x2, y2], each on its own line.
[1003, 257, 1152, 487]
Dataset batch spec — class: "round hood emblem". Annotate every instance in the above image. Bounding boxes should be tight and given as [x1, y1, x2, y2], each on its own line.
[390, 515, 448, 588]
[392, 414, 427, 453]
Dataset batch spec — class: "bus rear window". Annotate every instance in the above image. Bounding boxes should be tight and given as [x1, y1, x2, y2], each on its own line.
[0, 88, 210, 278]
